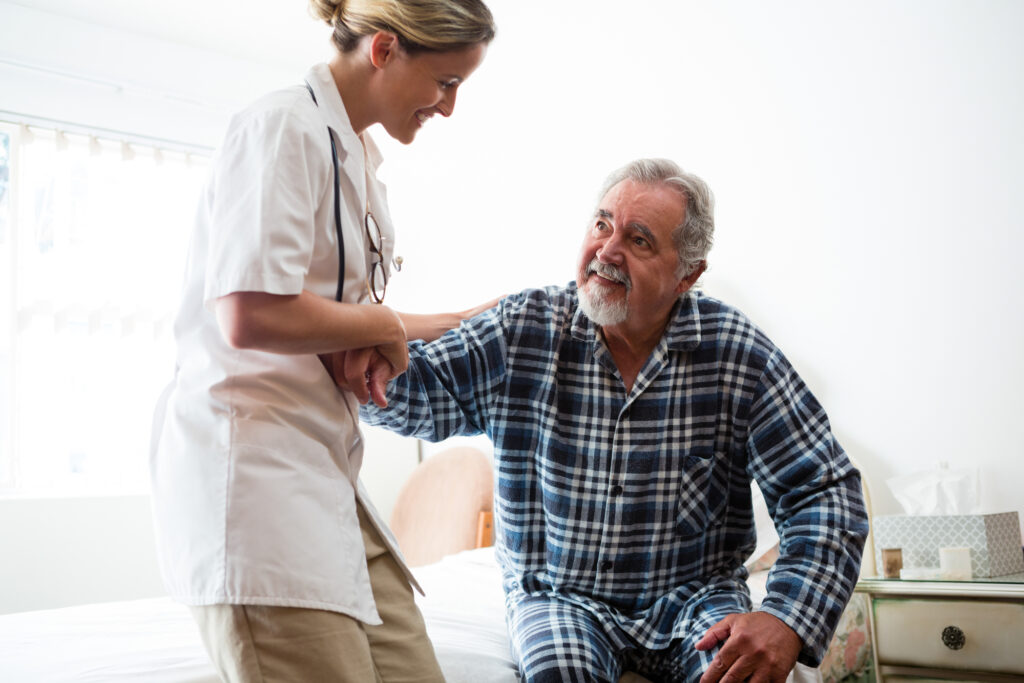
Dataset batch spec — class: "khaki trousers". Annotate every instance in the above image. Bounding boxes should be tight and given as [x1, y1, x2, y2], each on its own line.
[191, 504, 445, 683]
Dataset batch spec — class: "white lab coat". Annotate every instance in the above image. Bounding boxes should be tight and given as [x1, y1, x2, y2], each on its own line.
[150, 64, 417, 626]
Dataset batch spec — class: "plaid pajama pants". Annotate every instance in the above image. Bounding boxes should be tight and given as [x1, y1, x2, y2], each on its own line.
[508, 594, 737, 683]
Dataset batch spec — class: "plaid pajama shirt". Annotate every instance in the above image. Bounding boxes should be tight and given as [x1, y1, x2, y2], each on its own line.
[362, 284, 868, 675]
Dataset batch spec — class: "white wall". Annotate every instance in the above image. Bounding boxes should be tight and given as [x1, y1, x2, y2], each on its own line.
[2, 0, 1023, 612]
[379, 0, 1024, 521]
[0, 495, 163, 613]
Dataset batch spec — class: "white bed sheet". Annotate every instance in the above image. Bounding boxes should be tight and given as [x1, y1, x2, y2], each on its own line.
[0, 596, 217, 683]
[0, 547, 820, 683]
[412, 547, 520, 682]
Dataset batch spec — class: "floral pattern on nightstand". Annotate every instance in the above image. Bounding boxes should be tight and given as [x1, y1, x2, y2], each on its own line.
[820, 592, 872, 682]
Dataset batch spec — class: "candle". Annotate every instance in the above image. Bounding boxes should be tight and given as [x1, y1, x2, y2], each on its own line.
[881, 548, 903, 578]
[939, 546, 972, 580]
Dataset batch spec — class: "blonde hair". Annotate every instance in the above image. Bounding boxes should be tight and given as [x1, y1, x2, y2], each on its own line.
[309, 0, 495, 54]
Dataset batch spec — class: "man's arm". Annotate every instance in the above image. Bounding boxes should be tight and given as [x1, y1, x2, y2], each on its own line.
[740, 350, 869, 667]
[698, 348, 868, 681]
[357, 299, 511, 442]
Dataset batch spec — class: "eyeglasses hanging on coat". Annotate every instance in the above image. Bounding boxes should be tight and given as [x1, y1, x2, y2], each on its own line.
[364, 209, 403, 304]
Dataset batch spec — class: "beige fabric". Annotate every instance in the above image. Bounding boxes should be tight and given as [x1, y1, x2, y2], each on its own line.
[190, 503, 444, 683]
[390, 447, 494, 567]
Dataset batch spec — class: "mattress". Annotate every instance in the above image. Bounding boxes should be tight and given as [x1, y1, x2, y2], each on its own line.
[0, 547, 836, 682]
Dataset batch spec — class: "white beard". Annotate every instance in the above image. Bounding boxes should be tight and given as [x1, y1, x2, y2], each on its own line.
[579, 284, 628, 326]
[581, 274, 626, 327]
[578, 260, 630, 326]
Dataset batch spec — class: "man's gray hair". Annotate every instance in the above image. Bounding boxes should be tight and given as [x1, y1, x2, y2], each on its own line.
[598, 158, 715, 278]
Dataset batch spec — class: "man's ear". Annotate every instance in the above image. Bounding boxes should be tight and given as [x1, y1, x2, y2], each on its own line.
[368, 31, 401, 69]
[676, 261, 707, 294]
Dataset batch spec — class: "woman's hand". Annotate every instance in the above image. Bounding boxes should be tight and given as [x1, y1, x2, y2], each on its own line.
[458, 295, 504, 320]
[319, 341, 406, 407]
[320, 294, 506, 402]
[398, 294, 505, 342]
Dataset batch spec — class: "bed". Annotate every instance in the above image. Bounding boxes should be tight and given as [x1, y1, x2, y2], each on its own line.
[0, 448, 874, 683]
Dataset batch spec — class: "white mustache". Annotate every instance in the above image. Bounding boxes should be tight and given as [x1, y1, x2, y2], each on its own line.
[587, 260, 631, 290]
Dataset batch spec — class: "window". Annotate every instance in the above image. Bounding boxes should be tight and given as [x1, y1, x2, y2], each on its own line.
[0, 122, 208, 495]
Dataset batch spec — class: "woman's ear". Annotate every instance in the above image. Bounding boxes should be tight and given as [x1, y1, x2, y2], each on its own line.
[368, 31, 401, 69]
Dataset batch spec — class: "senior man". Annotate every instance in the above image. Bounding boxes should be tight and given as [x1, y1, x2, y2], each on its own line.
[346, 158, 868, 682]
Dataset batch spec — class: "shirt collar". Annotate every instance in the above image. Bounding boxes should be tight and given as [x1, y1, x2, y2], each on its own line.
[570, 284, 703, 351]
[303, 62, 384, 175]
[663, 291, 703, 351]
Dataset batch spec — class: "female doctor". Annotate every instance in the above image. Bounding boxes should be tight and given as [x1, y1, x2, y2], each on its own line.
[149, 1, 495, 681]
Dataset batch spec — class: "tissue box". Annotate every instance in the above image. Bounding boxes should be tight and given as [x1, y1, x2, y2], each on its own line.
[873, 512, 1024, 578]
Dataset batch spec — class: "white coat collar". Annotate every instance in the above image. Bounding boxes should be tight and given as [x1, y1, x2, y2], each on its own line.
[304, 63, 385, 175]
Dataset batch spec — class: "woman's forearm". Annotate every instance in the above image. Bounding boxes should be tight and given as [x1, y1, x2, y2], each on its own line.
[215, 290, 406, 354]
[398, 312, 462, 342]
[398, 296, 504, 343]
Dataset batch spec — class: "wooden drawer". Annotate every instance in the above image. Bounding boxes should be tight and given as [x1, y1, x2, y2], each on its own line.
[873, 598, 1024, 675]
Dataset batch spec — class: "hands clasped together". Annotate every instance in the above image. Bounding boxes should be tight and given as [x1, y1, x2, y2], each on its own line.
[320, 296, 504, 406]
[319, 345, 399, 407]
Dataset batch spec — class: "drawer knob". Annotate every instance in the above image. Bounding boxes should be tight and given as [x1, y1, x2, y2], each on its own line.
[941, 625, 966, 650]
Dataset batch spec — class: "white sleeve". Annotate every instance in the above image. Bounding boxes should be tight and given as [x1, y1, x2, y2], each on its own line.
[202, 104, 329, 305]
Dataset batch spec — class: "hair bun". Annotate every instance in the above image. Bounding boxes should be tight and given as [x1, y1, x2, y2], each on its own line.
[308, 0, 343, 25]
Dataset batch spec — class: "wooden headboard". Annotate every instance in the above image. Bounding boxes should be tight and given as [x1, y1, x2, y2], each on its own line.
[389, 446, 494, 567]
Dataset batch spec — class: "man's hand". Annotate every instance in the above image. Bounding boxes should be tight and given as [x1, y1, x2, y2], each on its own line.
[695, 612, 801, 683]
[319, 342, 405, 408]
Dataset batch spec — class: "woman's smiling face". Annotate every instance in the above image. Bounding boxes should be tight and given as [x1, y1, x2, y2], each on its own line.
[376, 40, 487, 144]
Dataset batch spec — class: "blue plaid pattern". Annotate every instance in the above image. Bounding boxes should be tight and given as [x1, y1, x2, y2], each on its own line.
[362, 284, 868, 667]
[510, 595, 623, 683]
[509, 593, 724, 683]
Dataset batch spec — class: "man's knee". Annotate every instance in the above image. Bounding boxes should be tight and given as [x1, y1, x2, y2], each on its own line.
[519, 639, 622, 683]
[511, 597, 622, 683]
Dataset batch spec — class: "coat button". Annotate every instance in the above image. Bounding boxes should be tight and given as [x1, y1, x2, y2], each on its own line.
[600, 560, 613, 571]
[610, 484, 623, 496]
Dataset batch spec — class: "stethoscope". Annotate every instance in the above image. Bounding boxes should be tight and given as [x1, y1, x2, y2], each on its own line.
[304, 81, 346, 303]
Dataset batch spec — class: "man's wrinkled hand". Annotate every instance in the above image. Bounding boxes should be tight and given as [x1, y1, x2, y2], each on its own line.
[695, 612, 801, 683]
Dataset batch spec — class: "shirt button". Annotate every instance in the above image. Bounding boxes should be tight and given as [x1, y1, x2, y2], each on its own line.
[600, 560, 613, 571]
[610, 484, 623, 496]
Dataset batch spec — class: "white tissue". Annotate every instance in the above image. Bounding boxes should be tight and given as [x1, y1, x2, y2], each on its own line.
[885, 462, 980, 515]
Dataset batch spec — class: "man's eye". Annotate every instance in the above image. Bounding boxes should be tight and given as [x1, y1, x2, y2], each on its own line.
[634, 236, 649, 247]
[595, 221, 609, 232]
[439, 80, 457, 90]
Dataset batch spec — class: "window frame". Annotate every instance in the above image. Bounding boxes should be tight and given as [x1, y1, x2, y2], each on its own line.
[0, 117, 210, 496]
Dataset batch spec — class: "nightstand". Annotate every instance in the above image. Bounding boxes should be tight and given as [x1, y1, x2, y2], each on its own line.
[854, 573, 1024, 682]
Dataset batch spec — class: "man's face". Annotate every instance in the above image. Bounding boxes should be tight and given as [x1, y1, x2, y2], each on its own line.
[576, 179, 700, 334]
